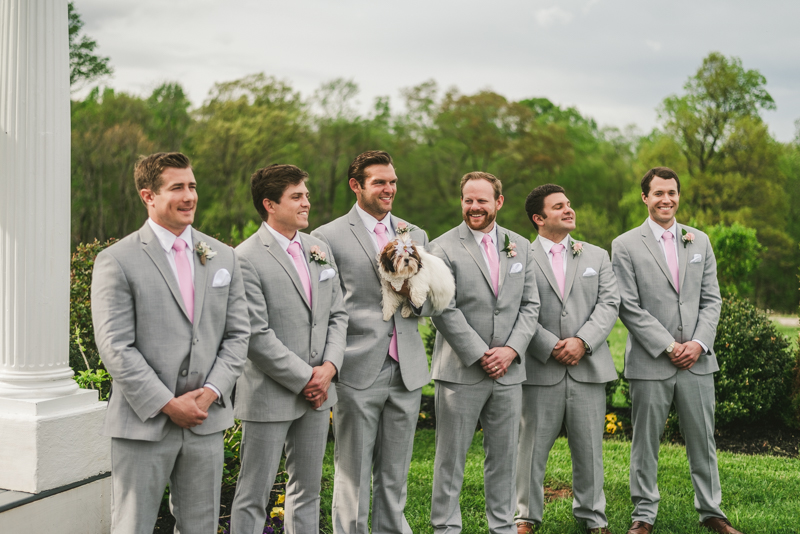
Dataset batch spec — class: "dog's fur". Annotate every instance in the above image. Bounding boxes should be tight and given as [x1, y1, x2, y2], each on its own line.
[377, 234, 455, 321]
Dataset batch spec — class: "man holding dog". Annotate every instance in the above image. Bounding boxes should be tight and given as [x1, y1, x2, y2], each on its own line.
[312, 150, 436, 534]
[611, 167, 741, 534]
[428, 172, 540, 534]
[91, 152, 250, 533]
[230, 164, 348, 533]
[515, 184, 620, 534]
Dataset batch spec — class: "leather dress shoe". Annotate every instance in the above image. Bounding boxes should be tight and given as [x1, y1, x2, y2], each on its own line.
[517, 522, 539, 534]
[701, 517, 744, 534]
[626, 521, 653, 534]
[588, 528, 613, 534]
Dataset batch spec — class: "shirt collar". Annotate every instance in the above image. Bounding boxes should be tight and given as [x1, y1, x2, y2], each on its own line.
[148, 218, 193, 253]
[469, 222, 498, 246]
[264, 221, 301, 253]
[355, 203, 393, 235]
[647, 217, 678, 242]
[537, 233, 570, 255]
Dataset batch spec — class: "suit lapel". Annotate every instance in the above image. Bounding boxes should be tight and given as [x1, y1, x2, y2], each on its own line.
[532, 239, 563, 302]
[139, 222, 192, 321]
[497, 227, 509, 292]
[191, 230, 209, 328]
[676, 223, 689, 292]
[457, 222, 494, 293]
[301, 233, 321, 318]
[347, 206, 382, 280]
[640, 220, 678, 293]
[259, 225, 311, 309]
[562, 238, 580, 304]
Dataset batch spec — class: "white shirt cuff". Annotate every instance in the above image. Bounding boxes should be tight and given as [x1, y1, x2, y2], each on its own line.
[204, 383, 222, 403]
[693, 339, 709, 354]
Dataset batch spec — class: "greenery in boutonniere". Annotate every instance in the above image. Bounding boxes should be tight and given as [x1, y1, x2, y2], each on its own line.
[309, 245, 329, 265]
[681, 228, 695, 248]
[501, 234, 517, 258]
[571, 240, 583, 257]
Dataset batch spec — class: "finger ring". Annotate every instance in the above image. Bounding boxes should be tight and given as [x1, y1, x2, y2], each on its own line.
[494, 366, 498, 371]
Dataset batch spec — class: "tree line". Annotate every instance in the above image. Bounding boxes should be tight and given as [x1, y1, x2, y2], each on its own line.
[68, 9, 799, 311]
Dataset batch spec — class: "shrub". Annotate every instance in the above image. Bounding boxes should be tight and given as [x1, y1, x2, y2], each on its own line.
[785, 335, 800, 429]
[713, 295, 793, 426]
[706, 222, 763, 296]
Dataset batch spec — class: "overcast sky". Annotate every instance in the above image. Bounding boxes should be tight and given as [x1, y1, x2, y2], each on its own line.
[76, 0, 800, 141]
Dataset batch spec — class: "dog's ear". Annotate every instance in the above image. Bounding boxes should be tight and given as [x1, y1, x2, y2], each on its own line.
[380, 242, 396, 273]
[411, 244, 422, 269]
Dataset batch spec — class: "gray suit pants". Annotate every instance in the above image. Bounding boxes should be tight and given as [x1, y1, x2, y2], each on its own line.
[332, 356, 422, 534]
[230, 409, 330, 534]
[431, 379, 522, 534]
[110, 426, 224, 534]
[629, 371, 726, 523]
[516, 375, 607, 529]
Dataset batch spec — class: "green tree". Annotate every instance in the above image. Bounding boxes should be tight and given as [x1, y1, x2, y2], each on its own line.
[68, 1, 113, 89]
[707, 223, 763, 296]
[146, 82, 192, 151]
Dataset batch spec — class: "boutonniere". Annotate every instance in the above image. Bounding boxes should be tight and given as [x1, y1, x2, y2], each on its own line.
[501, 234, 517, 257]
[571, 240, 583, 257]
[195, 241, 217, 265]
[309, 245, 329, 265]
[681, 229, 695, 248]
[396, 221, 414, 236]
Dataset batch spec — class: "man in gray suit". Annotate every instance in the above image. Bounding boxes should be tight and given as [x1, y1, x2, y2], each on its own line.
[91, 152, 250, 533]
[428, 172, 540, 534]
[230, 164, 348, 533]
[312, 150, 435, 534]
[515, 184, 619, 534]
[611, 167, 742, 534]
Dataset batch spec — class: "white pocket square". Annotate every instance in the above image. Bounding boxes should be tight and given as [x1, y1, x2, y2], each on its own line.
[509, 262, 523, 274]
[211, 269, 231, 287]
[690, 254, 703, 264]
[582, 267, 598, 277]
[319, 268, 336, 282]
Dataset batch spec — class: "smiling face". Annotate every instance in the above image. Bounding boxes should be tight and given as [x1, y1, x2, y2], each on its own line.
[642, 176, 680, 229]
[461, 178, 503, 233]
[350, 164, 397, 220]
[140, 166, 197, 235]
[265, 180, 310, 238]
[533, 192, 575, 242]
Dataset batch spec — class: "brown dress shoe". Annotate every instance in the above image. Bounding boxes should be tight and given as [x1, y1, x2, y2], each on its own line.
[517, 522, 539, 534]
[701, 517, 744, 534]
[626, 521, 653, 534]
[587, 528, 613, 534]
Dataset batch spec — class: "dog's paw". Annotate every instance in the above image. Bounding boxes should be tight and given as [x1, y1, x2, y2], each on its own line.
[401, 303, 413, 318]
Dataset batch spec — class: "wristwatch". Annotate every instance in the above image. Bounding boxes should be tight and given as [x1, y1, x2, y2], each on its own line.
[578, 337, 591, 354]
[665, 341, 676, 355]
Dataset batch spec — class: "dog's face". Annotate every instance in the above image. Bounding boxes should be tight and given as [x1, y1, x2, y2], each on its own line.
[379, 238, 422, 278]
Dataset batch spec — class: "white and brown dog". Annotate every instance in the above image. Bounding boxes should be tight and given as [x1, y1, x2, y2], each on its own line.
[377, 234, 455, 321]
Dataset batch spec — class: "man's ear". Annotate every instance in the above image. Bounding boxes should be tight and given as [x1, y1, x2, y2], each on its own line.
[263, 198, 274, 215]
[348, 178, 361, 194]
[140, 189, 155, 207]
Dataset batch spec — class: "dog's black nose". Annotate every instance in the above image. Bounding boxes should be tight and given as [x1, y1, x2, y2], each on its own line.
[404, 258, 409, 264]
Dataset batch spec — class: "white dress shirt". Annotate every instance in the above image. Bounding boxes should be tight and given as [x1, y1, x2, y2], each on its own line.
[468, 222, 499, 274]
[537, 234, 570, 276]
[147, 219, 222, 408]
[356, 203, 396, 252]
[646, 217, 708, 354]
[264, 221, 311, 282]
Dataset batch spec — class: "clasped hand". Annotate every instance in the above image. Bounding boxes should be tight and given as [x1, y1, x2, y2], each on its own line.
[162, 387, 218, 428]
[480, 346, 517, 380]
[303, 361, 337, 409]
[669, 341, 702, 370]
[551, 337, 586, 366]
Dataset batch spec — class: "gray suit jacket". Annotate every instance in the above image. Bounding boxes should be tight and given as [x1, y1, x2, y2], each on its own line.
[428, 222, 540, 385]
[233, 225, 348, 422]
[91, 222, 250, 441]
[611, 220, 722, 380]
[525, 237, 619, 386]
[312, 205, 433, 391]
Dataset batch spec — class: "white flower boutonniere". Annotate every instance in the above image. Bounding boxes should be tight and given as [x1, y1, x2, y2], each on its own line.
[571, 241, 583, 257]
[681, 229, 695, 248]
[195, 241, 217, 265]
[501, 234, 517, 258]
[396, 221, 414, 236]
[310, 245, 329, 265]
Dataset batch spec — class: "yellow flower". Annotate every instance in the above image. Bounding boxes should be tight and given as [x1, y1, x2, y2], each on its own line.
[605, 422, 617, 434]
[270, 507, 284, 520]
[605, 413, 617, 423]
[276, 494, 285, 504]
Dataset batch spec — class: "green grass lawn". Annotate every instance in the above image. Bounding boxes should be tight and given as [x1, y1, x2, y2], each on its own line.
[319, 430, 800, 534]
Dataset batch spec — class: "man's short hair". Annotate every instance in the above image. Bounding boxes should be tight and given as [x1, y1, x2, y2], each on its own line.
[251, 164, 309, 221]
[460, 172, 502, 200]
[641, 167, 681, 196]
[348, 150, 393, 188]
[134, 152, 191, 197]
[524, 184, 566, 233]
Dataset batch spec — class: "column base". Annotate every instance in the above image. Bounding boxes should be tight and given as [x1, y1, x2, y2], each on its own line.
[0, 388, 110, 493]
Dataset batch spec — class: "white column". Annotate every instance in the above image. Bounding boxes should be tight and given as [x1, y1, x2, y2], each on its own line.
[0, 0, 109, 495]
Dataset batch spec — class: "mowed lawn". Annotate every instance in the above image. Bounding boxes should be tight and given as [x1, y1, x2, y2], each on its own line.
[318, 430, 800, 534]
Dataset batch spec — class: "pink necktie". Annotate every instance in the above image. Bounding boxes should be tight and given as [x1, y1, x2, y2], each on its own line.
[287, 241, 312, 306]
[482, 234, 499, 296]
[375, 222, 399, 362]
[172, 238, 194, 323]
[551, 243, 565, 298]
[662, 231, 680, 293]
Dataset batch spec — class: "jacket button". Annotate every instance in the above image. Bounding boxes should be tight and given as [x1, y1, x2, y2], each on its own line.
[312, 351, 317, 357]
[180, 369, 188, 377]
[562, 311, 567, 317]
[388, 332, 393, 337]
[678, 326, 683, 331]
[494, 310, 500, 315]
[193, 339, 198, 345]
